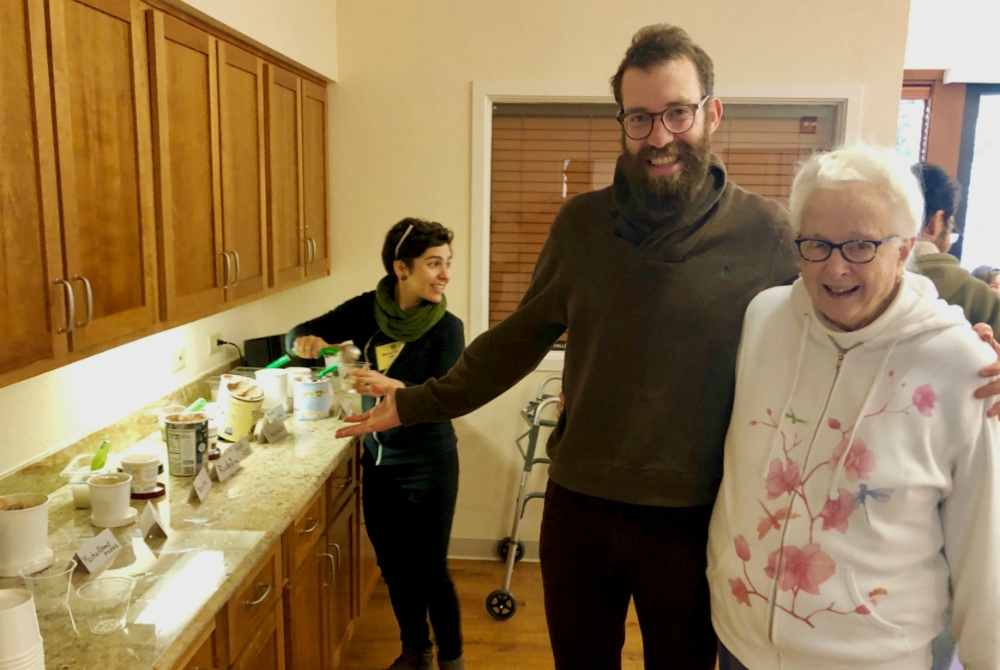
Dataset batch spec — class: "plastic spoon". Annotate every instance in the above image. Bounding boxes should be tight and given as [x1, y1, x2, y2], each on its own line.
[264, 346, 340, 369]
[90, 440, 111, 471]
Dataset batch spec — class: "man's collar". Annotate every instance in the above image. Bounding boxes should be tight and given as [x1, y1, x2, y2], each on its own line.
[913, 240, 942, 257]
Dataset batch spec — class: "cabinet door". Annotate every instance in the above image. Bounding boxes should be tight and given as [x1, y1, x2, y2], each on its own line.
[230, 600, 285, 670]
[148, 11, 224, 321]
[301, 80, 329, 278]
[0, 0, 66, 375]
[357, 485, 380, 617]
[265, 64, 305, 289]
[283, 532, 327, 670]
[218, 43, 267, 302]
[48, 0, 158, 350]
[326, 497, 355, 666]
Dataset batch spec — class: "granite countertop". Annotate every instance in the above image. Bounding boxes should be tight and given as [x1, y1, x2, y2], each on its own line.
[0, 415, 356, 670]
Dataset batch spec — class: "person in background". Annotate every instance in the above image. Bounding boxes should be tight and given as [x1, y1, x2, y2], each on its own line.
[288, 218, 465, 670]
[911, 163, 1000, 335]
[708, 145, 1000, 670]
[336, 28, 1000, 670]
[972, 265, 1000, 296]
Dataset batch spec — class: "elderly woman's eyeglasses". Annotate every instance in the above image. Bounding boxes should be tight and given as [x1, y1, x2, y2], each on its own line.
[795, 236, 899, 264]
[617, 95, 711, 140]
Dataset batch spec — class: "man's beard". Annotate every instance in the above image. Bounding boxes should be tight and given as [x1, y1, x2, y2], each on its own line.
[619, 128, 712, 211]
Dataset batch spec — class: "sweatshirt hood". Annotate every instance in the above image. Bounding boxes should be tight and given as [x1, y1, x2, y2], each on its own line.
[613, 152, 728, 259]
[762, 272, 970, 497]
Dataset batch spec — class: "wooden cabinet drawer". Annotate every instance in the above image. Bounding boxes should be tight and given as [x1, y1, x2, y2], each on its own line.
[171, 616, 222, 670]
[326, 450, 355, 526]
[284, 487, 325, 575]
[230, 597, 285, 670]
[227, 541, 282, 661]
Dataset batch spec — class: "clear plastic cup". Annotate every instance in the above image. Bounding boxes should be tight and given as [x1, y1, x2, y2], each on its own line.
[18, 558, 76, 612]
[343, 362, 371, 394]
[76, 577, 134, 635]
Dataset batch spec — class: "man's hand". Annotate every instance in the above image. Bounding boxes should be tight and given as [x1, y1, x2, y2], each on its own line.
[971, 323, 1000, 418]
[349, 369, 405, 397]
[557, 392, 565, 415]
[336, 386, 403, 437]
[293, 335, 331, 360]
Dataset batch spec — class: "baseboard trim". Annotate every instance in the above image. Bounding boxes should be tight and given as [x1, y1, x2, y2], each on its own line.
[448, 537, 540, 563]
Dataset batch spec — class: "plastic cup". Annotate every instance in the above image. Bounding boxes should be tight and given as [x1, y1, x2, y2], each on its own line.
[18, 558, 76, 613]
[0, 589, 41, 660]
[76, 577, 134, 635]
[343, 362, 372, 394]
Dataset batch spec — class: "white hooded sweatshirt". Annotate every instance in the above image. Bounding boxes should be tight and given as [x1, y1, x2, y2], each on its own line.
[707, 273, 1000, 669]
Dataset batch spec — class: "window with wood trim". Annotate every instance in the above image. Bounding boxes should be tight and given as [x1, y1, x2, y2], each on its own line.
[488, 102, 839, 331]
[897, 84, 932, 165]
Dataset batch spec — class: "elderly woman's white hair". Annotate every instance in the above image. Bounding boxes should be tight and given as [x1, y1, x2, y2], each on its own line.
[788, 144, 925, 238]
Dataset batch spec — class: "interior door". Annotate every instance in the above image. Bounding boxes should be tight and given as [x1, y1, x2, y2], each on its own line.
[48, 0, 158, 350]
[148, 10, 225, 321]
[218, 42, 268, 301]
[265, 64, 305, 289]
[301, 80, 330, 278]
[0, 0, 66, 376]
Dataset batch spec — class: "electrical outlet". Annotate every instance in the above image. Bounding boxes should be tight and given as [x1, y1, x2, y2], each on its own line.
[173, 348, 186, 373]
[209, 332, 222, 356]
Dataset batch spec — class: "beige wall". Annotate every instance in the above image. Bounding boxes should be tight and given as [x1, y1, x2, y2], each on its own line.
[326, 0, 911, 554]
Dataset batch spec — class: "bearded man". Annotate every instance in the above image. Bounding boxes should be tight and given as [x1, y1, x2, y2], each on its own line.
[340, 25, 799, 669]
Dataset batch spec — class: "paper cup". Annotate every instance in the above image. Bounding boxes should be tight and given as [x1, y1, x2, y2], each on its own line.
[0, 494, 49, 578]
[0, 589, 41, 661]
[88, 474, 132, 527]
[120, 454, 160, 494]
[254, 369, 288, 412]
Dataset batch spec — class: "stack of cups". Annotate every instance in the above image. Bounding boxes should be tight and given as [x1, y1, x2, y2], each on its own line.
[254, 369, 288, 412]
[0, 589, 44, 669]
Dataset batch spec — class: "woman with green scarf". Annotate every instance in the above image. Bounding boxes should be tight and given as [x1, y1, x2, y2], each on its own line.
[287, 218, 465, 670]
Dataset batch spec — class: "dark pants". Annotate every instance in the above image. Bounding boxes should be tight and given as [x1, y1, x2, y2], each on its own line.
[539, 481, 717, 670]
[717, 642, 750, 670]
[361, 448, 463, 661]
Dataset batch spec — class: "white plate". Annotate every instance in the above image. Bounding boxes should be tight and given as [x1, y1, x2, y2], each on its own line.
[91, 506, 138, 528]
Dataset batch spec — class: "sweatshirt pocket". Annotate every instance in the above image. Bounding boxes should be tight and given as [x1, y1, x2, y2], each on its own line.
[843, 565, 906, 637]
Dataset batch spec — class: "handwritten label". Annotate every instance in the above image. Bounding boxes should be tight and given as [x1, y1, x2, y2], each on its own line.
[139, 502, 167, 540]
[214, 447, 242, 482]
[260, 419, 288, 444]
[192, 466, 212, 502]
[229, 437, 253, 461]
[75, 528, 122, 573]
[266, 403, 287, 423]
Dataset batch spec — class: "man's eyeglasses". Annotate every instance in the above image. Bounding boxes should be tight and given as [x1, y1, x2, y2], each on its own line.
[795, 236, 899, 264]
[617, 95, 711, 140]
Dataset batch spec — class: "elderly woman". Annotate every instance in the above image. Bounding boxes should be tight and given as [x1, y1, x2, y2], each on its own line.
[707, 145, 1000, 669]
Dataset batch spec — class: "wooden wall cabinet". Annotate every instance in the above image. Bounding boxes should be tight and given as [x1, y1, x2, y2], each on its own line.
[0, 0, 330, 388]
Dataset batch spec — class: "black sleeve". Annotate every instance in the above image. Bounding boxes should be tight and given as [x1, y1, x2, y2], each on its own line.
[284, 294, 370, 356]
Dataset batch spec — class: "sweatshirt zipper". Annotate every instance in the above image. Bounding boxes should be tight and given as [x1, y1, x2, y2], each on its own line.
[766, 348, 846, 643]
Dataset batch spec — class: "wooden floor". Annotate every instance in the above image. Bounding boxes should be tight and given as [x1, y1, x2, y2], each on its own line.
[342, 559, 646, 669]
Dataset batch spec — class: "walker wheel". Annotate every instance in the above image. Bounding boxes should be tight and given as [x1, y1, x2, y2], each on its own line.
[496, 537, 525, 563]
[486, 589, 518, 621]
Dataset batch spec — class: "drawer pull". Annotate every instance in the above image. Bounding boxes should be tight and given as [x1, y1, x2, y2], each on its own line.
[331, 475, 352, 489]
[245, 582, 271, 606]
[328, 541, 342, 576]
[300, 518, 320, 534]
[321, 552, 335, 586]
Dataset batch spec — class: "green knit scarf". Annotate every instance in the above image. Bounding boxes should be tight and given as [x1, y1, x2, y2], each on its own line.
[374, 276, 447, 343]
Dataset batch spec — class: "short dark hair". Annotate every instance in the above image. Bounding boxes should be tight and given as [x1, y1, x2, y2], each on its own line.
[611, 24, 714, 108]
[381, 218, 454, 276]
[972, 265, 999, 285]
[912, 163, 962, 230]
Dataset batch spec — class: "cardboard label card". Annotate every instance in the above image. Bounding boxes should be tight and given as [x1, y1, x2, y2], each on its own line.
[229, 437, 253, 461]
[265, 404, 287, 423]
[139, 502, 168, 540]
[192, 466, 213, 502]
[260, 419, 288, 444]
[76, 528, 122, 573]
[214, 447, 242, 482]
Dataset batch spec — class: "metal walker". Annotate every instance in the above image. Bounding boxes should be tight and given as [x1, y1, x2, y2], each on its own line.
[486, 375, 562, 621]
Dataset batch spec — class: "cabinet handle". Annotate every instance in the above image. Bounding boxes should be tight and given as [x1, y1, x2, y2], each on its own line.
[220, 251, 231, 289]
[245, 582, 271, 606]
[300, 518, 319, 534]
[321, 552, 335, 586]
[54, 279, 75, 334]
[71, 276, 93, 328]
[328, 541, 342, 576]
[331, 475, 351, 489]
[229, 251, 240, 286]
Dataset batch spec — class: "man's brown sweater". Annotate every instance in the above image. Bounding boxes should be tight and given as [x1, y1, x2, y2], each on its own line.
[397, 156, 799, 506]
